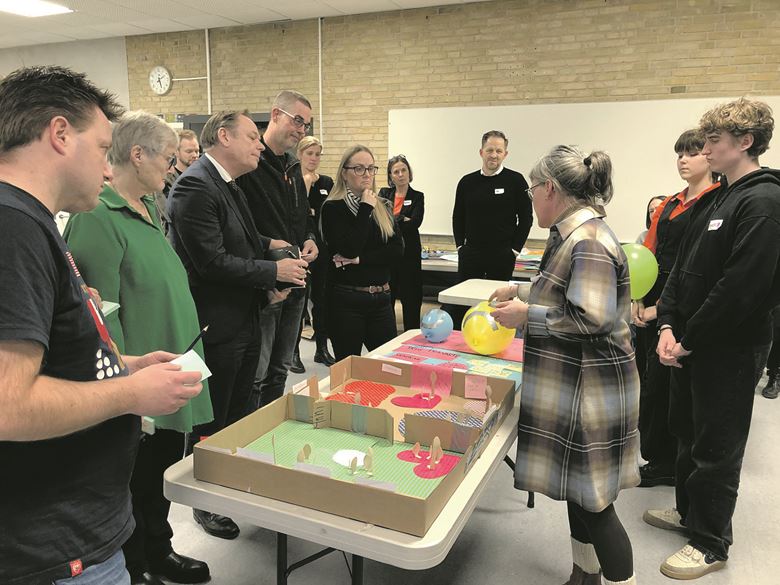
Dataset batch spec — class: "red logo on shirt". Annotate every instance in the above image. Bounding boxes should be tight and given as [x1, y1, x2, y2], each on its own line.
[69, 559, 83, 576]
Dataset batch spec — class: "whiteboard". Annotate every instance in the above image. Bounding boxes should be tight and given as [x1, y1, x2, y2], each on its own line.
[388, 96, 780, 242]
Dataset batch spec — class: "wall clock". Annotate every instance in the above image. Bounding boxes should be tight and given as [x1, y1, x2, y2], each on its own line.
[149, 65, 172, 95]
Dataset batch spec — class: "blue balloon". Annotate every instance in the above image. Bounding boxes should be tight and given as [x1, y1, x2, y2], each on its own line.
[421, 309, 454, 343]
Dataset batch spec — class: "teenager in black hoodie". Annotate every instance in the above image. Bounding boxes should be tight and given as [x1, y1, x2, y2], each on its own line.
[645, 98, 780, 581]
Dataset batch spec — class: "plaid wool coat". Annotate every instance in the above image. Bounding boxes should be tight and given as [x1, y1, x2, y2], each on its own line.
[515, 205, 640, 512]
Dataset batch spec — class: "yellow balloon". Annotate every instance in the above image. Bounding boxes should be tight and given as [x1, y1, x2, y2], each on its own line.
[461, 301, 516, 355]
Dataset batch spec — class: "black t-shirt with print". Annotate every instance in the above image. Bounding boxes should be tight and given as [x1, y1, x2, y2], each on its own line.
[0, 183, 140, 585]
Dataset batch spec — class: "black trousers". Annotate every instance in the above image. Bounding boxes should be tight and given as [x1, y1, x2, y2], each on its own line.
[445, 244, 516, 329]
[327, 286, 397, 361]
[567, 502, 633, 581]
[390, 251, 422, 332]
[669, 343, 770, 560]
[767, 305, 780, 370]
[192, 309, 260, 440]
[637, 324, 676, 468]
[123, 429, 184, 575]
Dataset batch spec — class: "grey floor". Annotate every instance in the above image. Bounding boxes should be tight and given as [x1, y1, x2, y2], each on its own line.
[167, 302, 780, 584]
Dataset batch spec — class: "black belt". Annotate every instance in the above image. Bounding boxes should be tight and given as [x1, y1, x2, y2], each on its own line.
[334, 283, 390, 294]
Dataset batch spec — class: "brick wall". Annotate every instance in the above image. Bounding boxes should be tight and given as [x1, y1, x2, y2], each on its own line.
[126, 0, 780, 245]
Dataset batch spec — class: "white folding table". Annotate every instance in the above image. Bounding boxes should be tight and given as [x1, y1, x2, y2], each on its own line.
[164, 330, 526, 584]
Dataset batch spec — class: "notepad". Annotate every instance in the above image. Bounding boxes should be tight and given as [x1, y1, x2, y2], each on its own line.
[171, 350, 212, 382]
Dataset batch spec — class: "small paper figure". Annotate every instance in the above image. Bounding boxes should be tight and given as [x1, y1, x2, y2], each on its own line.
[485, 385, 493, 412]
[354, 392, 361, 405]
[431, 436, 441, 459]
[303, 443, 312, 460]
[429, 371, 437, 399]
[297, 449, 306, 463]
[271, 434, 277, 464]
[412, 441, 422, 459]
[364, 453, 374, 476]
[350, 457, 358, 475]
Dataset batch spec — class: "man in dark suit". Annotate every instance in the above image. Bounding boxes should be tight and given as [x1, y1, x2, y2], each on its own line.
[168, 110, 307, 540]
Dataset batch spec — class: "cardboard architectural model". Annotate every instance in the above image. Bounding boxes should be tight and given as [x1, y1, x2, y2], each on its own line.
[193, 356, 516, 536]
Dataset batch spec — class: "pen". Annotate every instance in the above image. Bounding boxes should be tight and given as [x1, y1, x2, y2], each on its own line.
[183, 325, 209, 353]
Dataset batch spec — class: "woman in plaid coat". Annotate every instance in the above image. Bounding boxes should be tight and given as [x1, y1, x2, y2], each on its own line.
[491, 145, 640, 585]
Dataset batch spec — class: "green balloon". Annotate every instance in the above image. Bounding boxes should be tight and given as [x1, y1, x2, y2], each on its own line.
[621, 243, 659, 300]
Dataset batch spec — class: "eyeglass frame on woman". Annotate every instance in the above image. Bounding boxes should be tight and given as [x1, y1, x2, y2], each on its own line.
[278, 108, 313, 132]
[344, 164, 380, 176]
[526, 181, 546, 200]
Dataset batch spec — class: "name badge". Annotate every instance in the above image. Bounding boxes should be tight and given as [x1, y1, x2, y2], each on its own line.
[403, 199, 412, 206]
[320, 189, 328, 195]
[708, 219, 723, 231]
[494, 188, 505, 194]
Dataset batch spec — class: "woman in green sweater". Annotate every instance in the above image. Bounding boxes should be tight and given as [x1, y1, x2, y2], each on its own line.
[65, 111, 213, 585]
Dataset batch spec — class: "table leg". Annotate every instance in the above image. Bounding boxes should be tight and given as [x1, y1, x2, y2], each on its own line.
[352, 554, 364, 585]
[504, 454, 535, 508]
[277, 532, 287, 585]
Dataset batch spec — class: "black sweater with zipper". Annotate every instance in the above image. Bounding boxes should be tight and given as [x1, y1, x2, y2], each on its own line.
[658, 168, 780, 351]
[237, 136, 316, 247]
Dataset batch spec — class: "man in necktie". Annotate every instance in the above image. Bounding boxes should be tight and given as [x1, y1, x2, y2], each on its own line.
[168, 110, 307, 540]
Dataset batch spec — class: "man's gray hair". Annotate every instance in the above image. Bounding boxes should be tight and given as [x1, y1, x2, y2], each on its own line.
[273, 90, 311, 111]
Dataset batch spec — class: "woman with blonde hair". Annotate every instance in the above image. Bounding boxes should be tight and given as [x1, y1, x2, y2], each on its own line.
[489, 145, 639, 585]
[288, 136, 336, 371]
[320, 145, 403, 360]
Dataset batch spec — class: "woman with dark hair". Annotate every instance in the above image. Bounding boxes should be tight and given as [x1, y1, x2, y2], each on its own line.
[634, 129, 720, 488]
[379, 155, 425, 331]
[320, 145, 403, 360]
[489, 145, 639, 585]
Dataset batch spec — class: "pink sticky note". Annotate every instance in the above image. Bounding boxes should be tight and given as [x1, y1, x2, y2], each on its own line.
[464, 374, 488, 399]
[389, 352, 428, 363]
[397, 344, 458, 362]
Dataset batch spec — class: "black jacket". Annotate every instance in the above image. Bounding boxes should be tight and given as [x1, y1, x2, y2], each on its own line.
[237, 137, 316, 247]
[658, 168, 780, 351]
[378, 185, 424, 255]
[167, 156, 276, 344]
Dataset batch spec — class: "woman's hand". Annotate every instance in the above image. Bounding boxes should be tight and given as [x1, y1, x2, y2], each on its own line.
[333, 254, 360, 268]
[490, 300, 529, 329]
[641, 304, 657, 322]
[267, 288, 291, 305]
[489, 284, 519, 304]
[361, 189, 377, 207]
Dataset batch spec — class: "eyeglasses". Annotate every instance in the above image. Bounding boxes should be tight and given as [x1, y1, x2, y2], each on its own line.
[344, 165, 380, 176]
[526, 181, 545, 200]
[278, 108, 313, 132]
[168, 154, 177, 168]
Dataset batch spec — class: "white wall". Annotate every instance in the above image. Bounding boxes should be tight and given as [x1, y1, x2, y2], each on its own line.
[389, 96, 780, 242]
[0, 37, 130, 108]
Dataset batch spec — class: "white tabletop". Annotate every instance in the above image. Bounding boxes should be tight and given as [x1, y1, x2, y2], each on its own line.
[163, 330, 520, 570]
[422, 257, 532, 279]
[438, 278, 531, 307]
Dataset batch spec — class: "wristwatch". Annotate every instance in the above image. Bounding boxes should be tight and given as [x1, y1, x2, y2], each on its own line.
[658, 324, 673, 336]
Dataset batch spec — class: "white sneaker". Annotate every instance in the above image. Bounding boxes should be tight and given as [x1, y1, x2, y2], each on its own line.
[643, 508, 687, 533]
[660, 544, 726, 580]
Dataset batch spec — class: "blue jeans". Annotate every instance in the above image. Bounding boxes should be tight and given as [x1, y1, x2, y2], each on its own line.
[54, 550, 129, 585]
[252, 288, 307, 408]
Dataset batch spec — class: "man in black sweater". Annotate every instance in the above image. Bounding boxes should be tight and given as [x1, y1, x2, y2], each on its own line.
[449, 130, 533, 326]
[237, 90, 318, 408]
[646, 98, 780, 581]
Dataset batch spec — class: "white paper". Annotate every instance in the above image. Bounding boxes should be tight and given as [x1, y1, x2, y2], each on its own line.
[294, 462, 332, 477]
[381, 363, 402, 376]
[171, 349, 212, 382]
[355, 477, 397, 492]
[101, 301, 120, 316]
[291, 380, 308, 394]
[235, 448, 275, 464]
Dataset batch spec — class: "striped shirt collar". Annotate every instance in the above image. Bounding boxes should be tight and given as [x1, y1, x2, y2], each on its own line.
[345, 187, 361, 216]
[553, 205, 604, 240]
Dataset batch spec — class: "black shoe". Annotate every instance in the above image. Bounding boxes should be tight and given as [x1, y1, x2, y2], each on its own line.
[193, 509, 240, 540]
[289, 352, 305, 374]
[131, 572, 165, 585]
[639, 462, 675, 487]
[313, 347, 336, 366]
[762, 367, 779, 399]
[149, 551, 210, 584]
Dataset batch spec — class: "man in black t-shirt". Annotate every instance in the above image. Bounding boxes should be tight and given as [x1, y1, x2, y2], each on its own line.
[0, 67, 204, 585]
